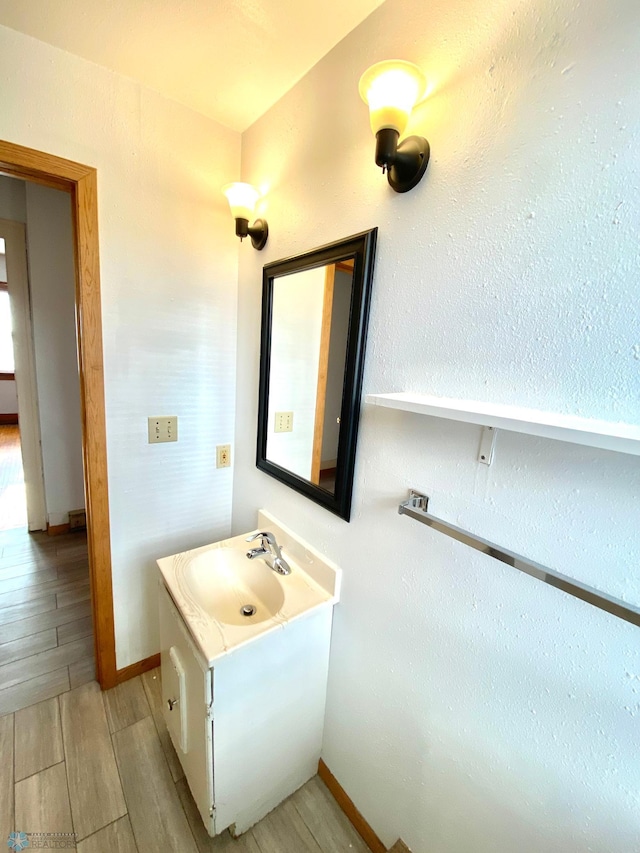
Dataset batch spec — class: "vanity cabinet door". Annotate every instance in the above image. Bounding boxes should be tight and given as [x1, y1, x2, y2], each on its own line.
[162, 644, 188, 752]
[159, 583, 215, 834]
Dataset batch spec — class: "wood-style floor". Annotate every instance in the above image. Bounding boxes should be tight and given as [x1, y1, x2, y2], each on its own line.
[1, 668, 370, 850]
[0, 527, 93, 716]
[0, 427, 94, 717]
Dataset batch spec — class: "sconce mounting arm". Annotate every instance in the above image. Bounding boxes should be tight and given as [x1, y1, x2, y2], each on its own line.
[375, 128, 430, 194]
[235, 216, 269, 251]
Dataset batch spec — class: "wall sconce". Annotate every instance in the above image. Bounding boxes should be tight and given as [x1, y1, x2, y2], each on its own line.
[222, 182, 268, 250]
[359, 60, 430, 193]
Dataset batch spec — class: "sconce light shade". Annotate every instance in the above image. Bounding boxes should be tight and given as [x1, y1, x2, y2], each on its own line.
[358, 60, 430, 193]
[359, 60, 426, 136]
[222, 182, 259, 221]
[222, 182, 268, 250]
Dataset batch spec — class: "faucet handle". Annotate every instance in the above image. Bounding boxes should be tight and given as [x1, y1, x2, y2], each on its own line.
[246, 531, 276, 546]
[245, 531, 291, 574]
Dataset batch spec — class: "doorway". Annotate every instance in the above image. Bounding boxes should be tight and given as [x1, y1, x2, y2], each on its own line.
[0, 242, 29, 530]
[0, 140, 120, 689]
[0, 189, 97, 713]
[0, 218, 48, 533]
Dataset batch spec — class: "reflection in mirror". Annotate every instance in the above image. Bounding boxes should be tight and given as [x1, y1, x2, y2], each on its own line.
[257, 229, 377, 521]
[266, 259, 353, 495]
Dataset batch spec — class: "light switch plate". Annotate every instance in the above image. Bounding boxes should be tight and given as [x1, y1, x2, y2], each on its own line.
[274, 411, 293, 433]
[148, 416, 178, 443]
[216, 444, 231, 468]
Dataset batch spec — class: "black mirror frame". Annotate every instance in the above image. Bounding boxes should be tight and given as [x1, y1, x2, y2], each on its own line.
[257, 228, 378, 521]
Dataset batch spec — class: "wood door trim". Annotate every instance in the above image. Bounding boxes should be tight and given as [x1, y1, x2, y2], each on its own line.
[0, 141, 87, 186]
[311, 264, 335, 485]
[0, 139, 119, 689]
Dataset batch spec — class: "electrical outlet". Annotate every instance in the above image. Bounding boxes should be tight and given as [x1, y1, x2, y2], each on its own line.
[148, 416, 178, 443]
[68, 509, 86, 530]
[216, 444, 231, 468]
[274, 411, 294, 433]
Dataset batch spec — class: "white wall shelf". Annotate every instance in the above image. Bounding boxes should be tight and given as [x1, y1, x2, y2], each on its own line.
[365, 392, 640, 457]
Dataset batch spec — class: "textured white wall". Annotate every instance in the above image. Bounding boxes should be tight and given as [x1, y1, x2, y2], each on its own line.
[0, 176, 27, 223]
[25, 183, 85, 526]
[234, 0, 640, 850]
[0, 381, 17, 413]
[0, 24, 241, 667]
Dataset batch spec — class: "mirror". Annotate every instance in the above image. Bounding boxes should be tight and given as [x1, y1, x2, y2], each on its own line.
[257, 229, 378, 521]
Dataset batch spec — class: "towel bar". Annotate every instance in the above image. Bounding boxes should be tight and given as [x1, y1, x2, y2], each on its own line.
[399, 490, 640, 628]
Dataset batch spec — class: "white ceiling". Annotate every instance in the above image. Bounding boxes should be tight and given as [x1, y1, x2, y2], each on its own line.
[0, 0, 384, 132]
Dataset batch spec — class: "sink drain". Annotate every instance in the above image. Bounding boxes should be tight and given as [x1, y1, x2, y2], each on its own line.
[240, 604, 257, 617]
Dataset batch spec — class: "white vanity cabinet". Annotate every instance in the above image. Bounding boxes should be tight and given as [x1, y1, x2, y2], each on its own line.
[159, 584, 214, 830]
[159, 581, 335, 837]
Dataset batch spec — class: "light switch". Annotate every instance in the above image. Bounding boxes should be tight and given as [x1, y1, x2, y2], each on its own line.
[148, 416, 178, 443]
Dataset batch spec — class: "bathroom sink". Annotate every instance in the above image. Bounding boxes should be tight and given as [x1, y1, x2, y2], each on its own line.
[183, 548, 285, 626]
[157, 510, 341, 665]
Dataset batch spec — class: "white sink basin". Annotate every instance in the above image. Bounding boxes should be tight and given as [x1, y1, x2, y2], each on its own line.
[183, 548, 285, 626]
[157, 510, 341, 665]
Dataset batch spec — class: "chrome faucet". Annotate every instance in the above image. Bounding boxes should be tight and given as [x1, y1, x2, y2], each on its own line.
[245, 531, 291, 575]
